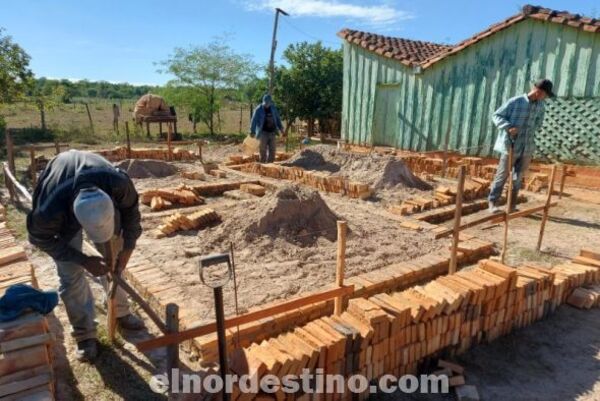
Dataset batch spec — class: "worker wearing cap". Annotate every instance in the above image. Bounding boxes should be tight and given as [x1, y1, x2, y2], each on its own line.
[250, 94, 284, 163]
[27, 150, 144, 362]
[488, 79, 554, 213]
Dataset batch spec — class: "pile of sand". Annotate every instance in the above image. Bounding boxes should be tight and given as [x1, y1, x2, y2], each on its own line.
[245, 185, 341, 246]
[283, 145, 432, 191]
[116, 159, 178, 179]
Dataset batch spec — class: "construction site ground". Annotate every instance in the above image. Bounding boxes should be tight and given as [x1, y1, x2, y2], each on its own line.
[3, 140, 600, 401]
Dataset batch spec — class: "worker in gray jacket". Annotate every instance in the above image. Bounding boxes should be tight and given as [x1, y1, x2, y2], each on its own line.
[250, 94, 284, 163]
[27, 150, 144, 362]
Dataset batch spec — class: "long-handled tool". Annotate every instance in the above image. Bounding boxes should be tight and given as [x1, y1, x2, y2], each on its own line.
[501, 141, 515, 264]
[200, 253, 233, 401]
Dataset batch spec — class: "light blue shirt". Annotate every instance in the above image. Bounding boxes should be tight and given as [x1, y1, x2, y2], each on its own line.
[492, 94, 545, 156]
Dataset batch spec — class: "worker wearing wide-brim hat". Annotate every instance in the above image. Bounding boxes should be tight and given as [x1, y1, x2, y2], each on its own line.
[27, 150, 145, 362]
[488, 79, 555, 213]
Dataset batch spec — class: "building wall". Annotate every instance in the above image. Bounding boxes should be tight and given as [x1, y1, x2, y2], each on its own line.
[341, 19, 600, 161]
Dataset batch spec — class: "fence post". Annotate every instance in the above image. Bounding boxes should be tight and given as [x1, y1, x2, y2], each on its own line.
[125, 121, 132, 159]
[536, 164, 557, 252]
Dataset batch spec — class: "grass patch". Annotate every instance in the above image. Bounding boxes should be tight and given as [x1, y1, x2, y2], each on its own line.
[5, 203, 28, 241]
[509, 246, 564, 266]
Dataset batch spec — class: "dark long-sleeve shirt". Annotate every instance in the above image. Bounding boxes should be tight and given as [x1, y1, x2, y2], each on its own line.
[27, 150, 142, 263]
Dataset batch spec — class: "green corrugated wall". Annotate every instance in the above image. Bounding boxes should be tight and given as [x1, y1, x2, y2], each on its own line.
[341, 19, 600, 162]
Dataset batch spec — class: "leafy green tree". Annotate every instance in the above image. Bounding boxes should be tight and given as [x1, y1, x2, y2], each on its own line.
[0, 28, 32, 104]
[274, 41, 342, 136]
[159, 36, 258, 135]
[29, 82, 66, 131]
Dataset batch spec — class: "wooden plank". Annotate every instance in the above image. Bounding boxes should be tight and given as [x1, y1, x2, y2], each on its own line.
[450, 166, 466, 274]
[136, 285, 354, 351]
[536, 164, 557, 251]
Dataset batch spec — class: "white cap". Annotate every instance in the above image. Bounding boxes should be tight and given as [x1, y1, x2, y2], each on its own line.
[73, 187, 115, 244]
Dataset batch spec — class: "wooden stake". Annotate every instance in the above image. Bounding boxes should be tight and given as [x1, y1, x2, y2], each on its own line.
[334, 220, 348, 315]
[29, 148, 37, 188]
[125, 121, 132, 159]
[449, 165, 466, 274]
[197, 142, 203, 163]
[559, 164, 567, 199]
[54, 139, 60, 155]
[166, 303, 179, 378]
[166, 123, 173, 161]
[501, 144, 515, 264]
[536, 164, 557, 252]
[5, 129, 15, 174]
[442, 122, 451, 178]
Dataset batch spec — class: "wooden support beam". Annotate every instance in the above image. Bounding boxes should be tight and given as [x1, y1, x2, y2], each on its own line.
[536, 164, 557, 252]
[2, 162, 32, 203]
[5, 129, 15, 174]
[435, 213, 503, 239]
[29, 148, 36, 189]
[166, 123, 173, 161]
[559, 164, 567, 199]
[449, 165, 466, 274]
[501, 145, 515, 264]
[166, 303, 179, 376]
[135, 284, 355, 352]
[125, 121, 132, 159]
[334, 220, 348, 315]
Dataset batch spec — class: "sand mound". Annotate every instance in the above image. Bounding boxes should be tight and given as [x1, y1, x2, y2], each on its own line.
[116, 159, 178, 179]
[246, 185, 341, 246]
[283, 145, 432, 191]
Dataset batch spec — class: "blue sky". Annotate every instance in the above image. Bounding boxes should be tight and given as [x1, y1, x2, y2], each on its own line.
[2, 0, 597, 85]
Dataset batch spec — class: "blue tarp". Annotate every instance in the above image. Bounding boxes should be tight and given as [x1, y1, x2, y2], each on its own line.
[0, 284, 59, 322]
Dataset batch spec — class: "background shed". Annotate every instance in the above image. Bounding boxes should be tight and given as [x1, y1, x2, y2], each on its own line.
[338, 5, 600, 162]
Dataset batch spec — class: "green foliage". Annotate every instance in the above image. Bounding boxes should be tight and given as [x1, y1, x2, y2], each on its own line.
[0, 28, 33, 103]
[273, 41, 342, 130]
[26, 77, 158, 101]
[159, 36, 259, 135]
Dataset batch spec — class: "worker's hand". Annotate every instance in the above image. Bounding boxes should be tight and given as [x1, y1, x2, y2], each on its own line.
[115, 249, 134, 274]
[82, 256, 109, 277]
[508, 127, 518, 138]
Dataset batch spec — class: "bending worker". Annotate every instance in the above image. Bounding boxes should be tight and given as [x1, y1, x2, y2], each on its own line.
[488, 79, 553, 213]
[250, 94, 284, 163]
[27, 149, 144, 362]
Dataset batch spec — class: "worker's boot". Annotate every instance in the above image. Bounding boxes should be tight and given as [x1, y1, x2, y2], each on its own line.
[75, 339, 98, 363]
[117, 314, 145, 331]
[488, 200, 501, 214]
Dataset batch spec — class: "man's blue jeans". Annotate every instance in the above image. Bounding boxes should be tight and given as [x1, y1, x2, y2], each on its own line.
[55, 231, 130, 341]
[488, 151, 531, 205]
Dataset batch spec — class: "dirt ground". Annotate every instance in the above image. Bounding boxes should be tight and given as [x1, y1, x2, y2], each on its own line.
[5, 142, 600, 400]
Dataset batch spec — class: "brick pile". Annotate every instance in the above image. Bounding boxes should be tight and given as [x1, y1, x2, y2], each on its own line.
[240, 163, 372, 199]
[228, 254, 600, 400]
[155, 208, 221, 238]
[226, 152, 293, 166]
[96, 146, 196, 162]
[390, 178, 491, 217]
[0, 205, 56, 400]
[141, 184, 204, 211]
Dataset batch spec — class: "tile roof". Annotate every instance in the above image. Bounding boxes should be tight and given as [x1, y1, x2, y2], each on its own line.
[336, 29, 452, 67]
[338, 4, 600, 70]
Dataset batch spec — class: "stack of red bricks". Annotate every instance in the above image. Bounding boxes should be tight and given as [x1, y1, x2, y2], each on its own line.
[96, 146, 196, 161]
[240, 163, 372, 199]
[194, 237, 494, 364]
[141, 184, 205, 211]
[0, 205, 56, 400]
[226, 152, 293, 166]
[226, 254, 600, 400]
[155, 208, 221, 238]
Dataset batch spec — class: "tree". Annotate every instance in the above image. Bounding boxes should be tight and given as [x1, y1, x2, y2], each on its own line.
[274, 41, 343, 137]
[29, 81, 66, 131]
[0, 28, 32, 104]
[159, 36, 258, 135]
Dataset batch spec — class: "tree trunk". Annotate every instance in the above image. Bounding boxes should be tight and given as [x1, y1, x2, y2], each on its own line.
[307, 119, 314, 138]
[208, 86, 215, 135]
[239, 105, 243, 134]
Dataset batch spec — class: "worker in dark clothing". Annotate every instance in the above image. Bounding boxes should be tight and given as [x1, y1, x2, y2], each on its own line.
[250, 94, 284, 163]
[27, 150, 144, 362]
